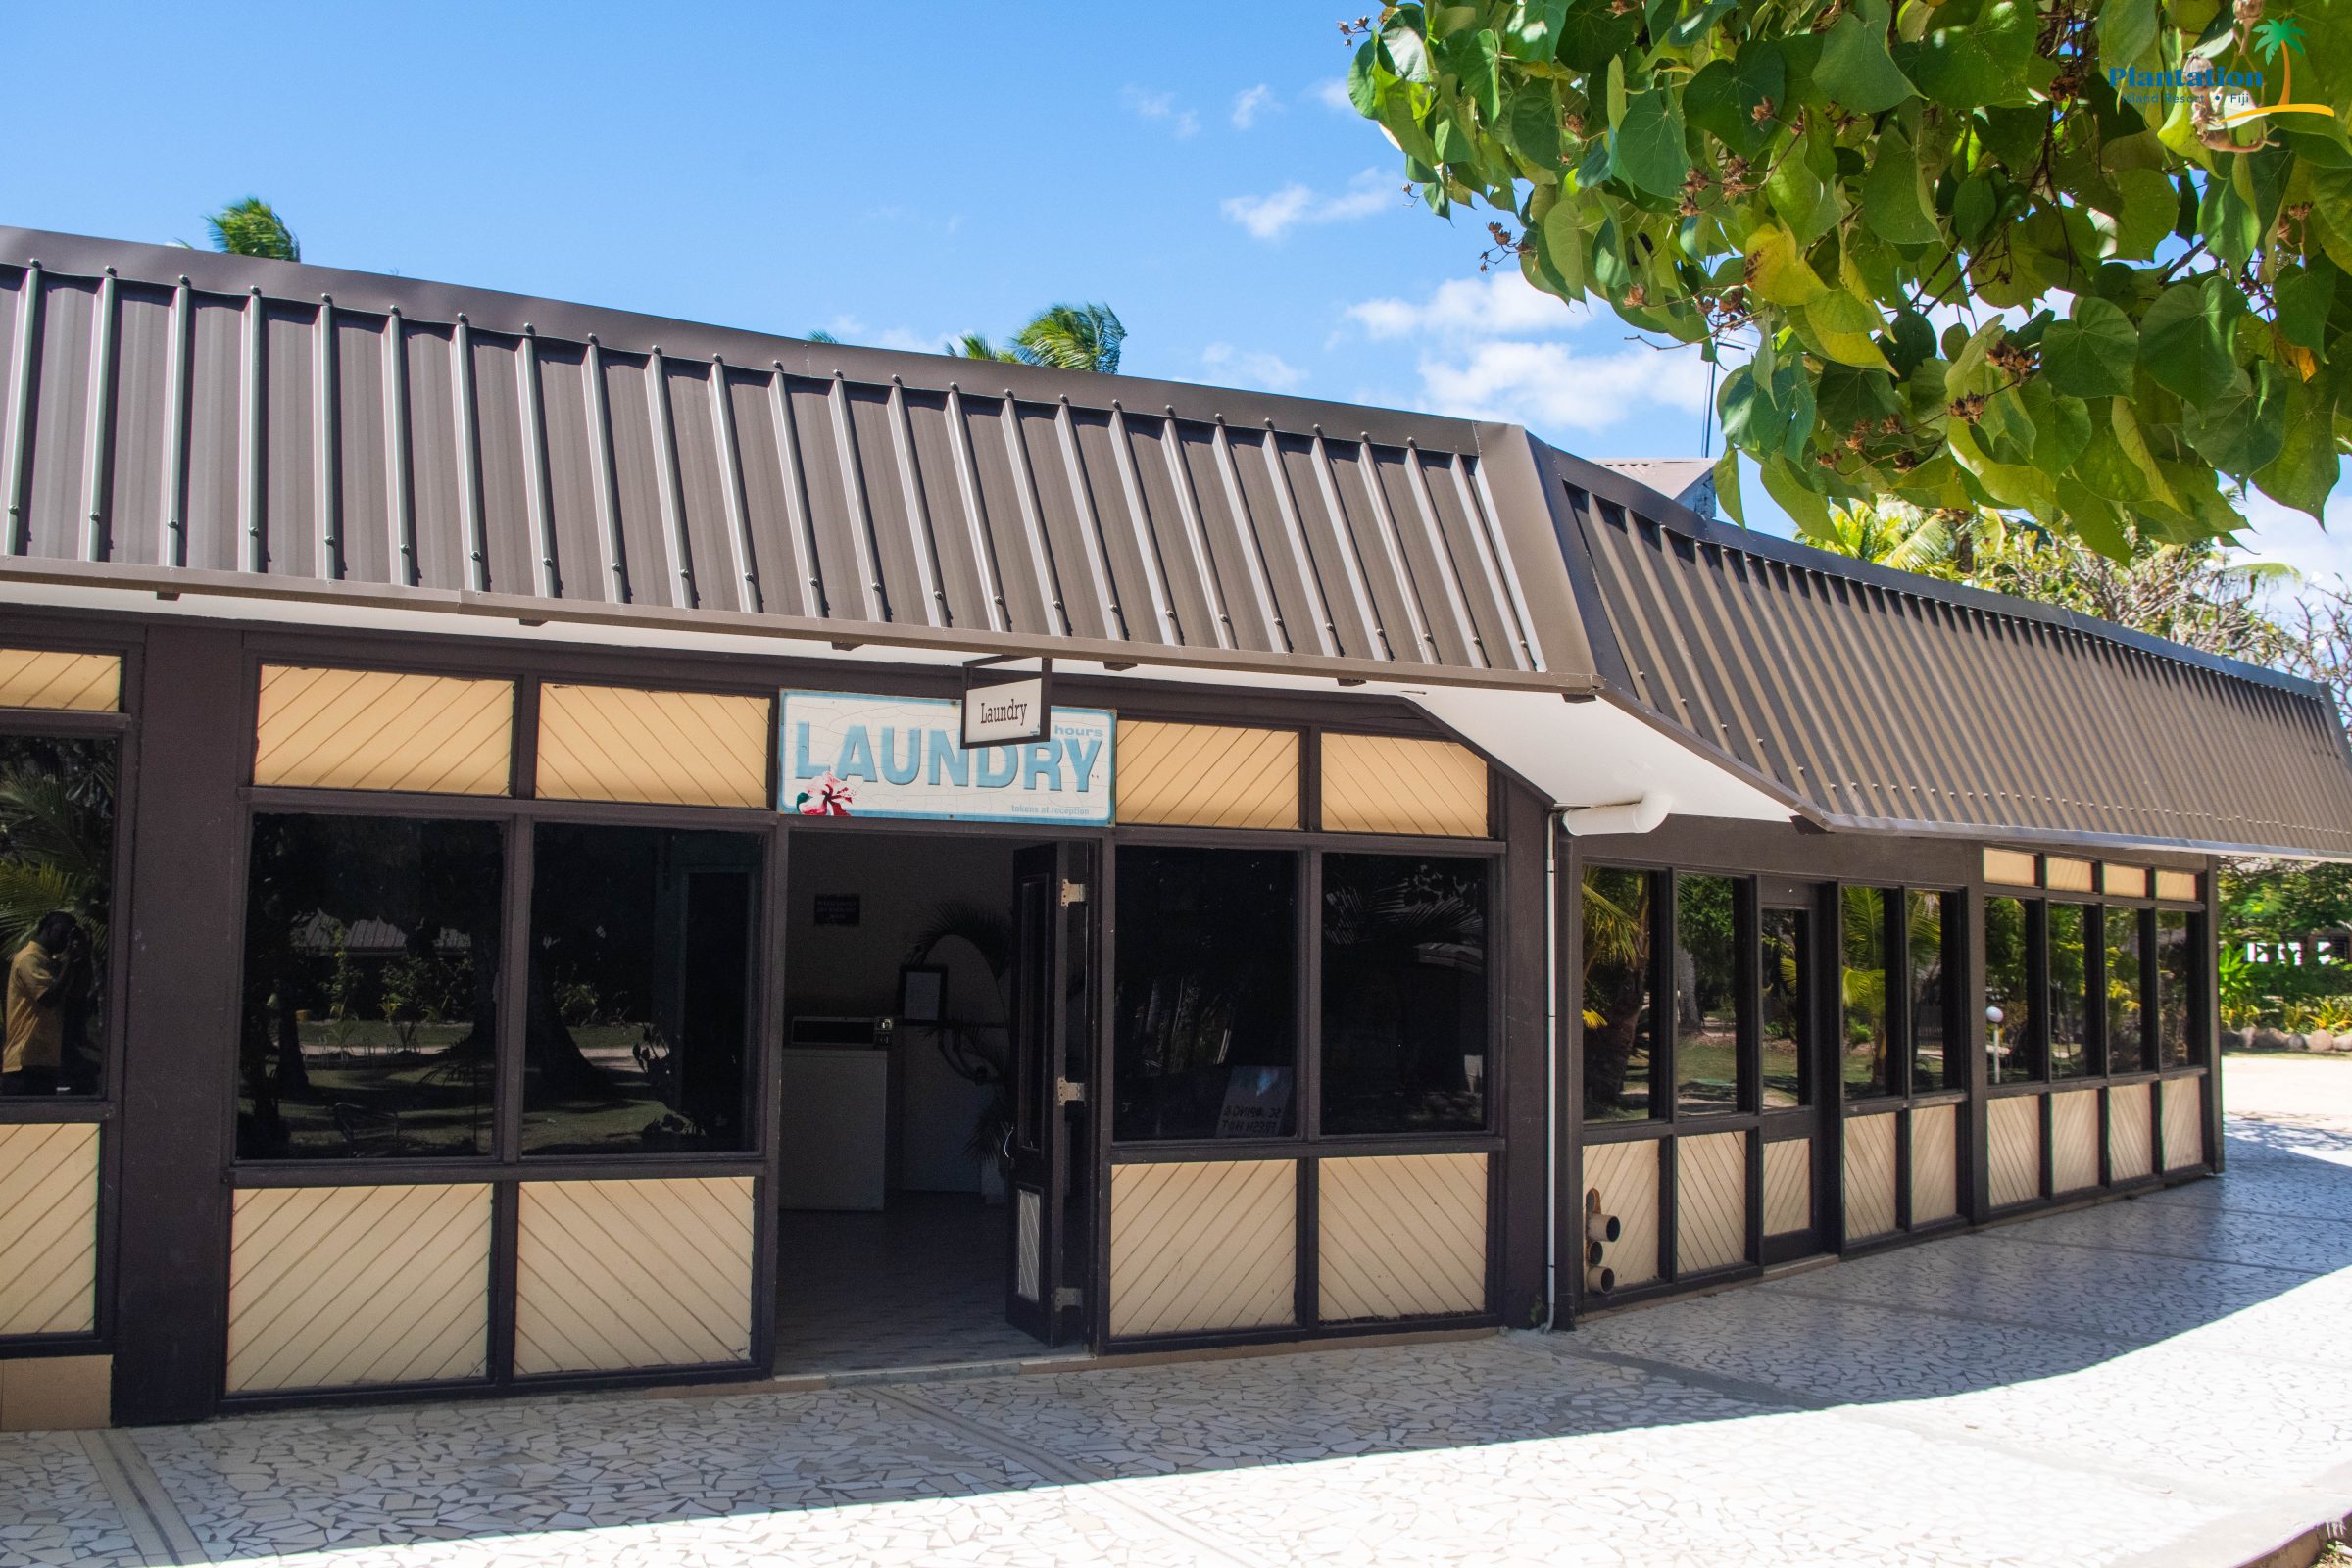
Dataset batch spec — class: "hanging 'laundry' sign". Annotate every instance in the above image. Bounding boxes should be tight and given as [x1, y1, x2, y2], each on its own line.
[779, 691, 1115, 825]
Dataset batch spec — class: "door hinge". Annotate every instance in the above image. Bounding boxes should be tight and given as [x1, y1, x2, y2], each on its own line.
[1055, 1079, 1086, 1106]
[1059, 879, 1087, 906]
[1053, 1285, 1083, 1310]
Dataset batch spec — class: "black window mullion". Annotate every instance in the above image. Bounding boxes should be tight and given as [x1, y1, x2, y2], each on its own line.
[2088, 903, 2110, 1079]
[2030, 899, 2051, 1084]
[1737, 879, 1759, 1115]
[1655, 870, 1678, 1126]
[495, 821, 532, 1164]
[1300, 848, 1322, 1141]
[1886, 888, 1910, 1102]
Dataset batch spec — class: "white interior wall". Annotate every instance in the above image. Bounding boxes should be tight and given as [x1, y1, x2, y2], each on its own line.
[784, 832, 1014, 1194]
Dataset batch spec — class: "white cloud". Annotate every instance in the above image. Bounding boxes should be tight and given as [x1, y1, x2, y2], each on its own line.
[1222, 170, 1393, 240]
[2234, 469, 2352, 593]
[1123, 86, 1200, 138]
[1413, 340, 1713, 436]
[872, 327, 945, 355]
[1201, 342, 1307, 393]
[1232, 84, 1277, 129]
[1314, 77, 1354, 110]
[1347, 271, 1581, 341]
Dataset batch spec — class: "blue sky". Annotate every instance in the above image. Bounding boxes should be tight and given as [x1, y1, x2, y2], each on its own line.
[8, 0, 2345, 586]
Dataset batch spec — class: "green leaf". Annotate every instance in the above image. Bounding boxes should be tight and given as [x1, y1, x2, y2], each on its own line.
[1765, 133, 1838, 244]
[2199, 172, 2259, 270]
[1380, 18, 1432, 83]
[1348, 41, 1386, 115]
[2253, 373, 2341, 523]
[1666, 0, 1740, 47]
[2277, 263, 2336, 354]
[1760, 457, 1837, 543]
[1977, 385, 2038, 465]
[2109, 170, 2177, 261]
[2138, 276, 2246, 404]
[1437, 27, 1503, 122]
[1901, 0, 2044, 108]
[2098, 0, 2161, 82]
[1713, 449, 1744, 525]
[1605, 55, 1627, 129]
[1815, 7, 1918, 114]
[2019, 378, 2093, 472]
[2040, 296, 2138, 399]
[2056, 476, 2133, 560]
[1501, 0, 1570, 60]
[2183, 360, 2290, 478]
[1862, 128, 1940, 246]
[1610, 89, 1690, 197]
[1531, 194, 1590, 298]
[1503, 82, 1563, 172]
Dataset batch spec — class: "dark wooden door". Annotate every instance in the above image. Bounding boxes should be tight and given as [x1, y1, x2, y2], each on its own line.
[1005, 842, 1092, 1344]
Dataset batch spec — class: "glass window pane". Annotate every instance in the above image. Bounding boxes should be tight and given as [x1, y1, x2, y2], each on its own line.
[1, 736, 114, 1100]
[2156, 910, 2194, 1069]
[1111, 847, 1296, 1142]
[1322, 854, 1489, 1135]
[2048, 904, 2091, 1079]
[1907, 891, 1951, 1092]
[1581, 867, 1654, 1122]
[2106, 906, 2146, 1074]
[1759, 906, 1809, 1108]
[237, 814, 502, 1158]
[1985, 896, 2038, 1083]
[1674, 874, 1740, 1115]
[1842, 887, 1896, 1099]
[523, 823, 760, 1155]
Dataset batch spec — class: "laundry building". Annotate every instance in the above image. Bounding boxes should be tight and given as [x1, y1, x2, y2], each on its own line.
[0, 228, 2345, 1430]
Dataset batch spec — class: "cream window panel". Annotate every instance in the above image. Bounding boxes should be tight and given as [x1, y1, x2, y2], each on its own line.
[227, 1185, 491, 1393]
[1910, 1104, 1960, 1225]
[1987, 1096, 2043, 1208]
[1843, 1113, 1899, 1243]
[1318, 1153, 1487, 1322]
[2163, 1077, 2207, 1170]
[0, 649, 119, 711]
[1982, 848, 2038, 887]
[0, 1124, 98, 1337]
[1676, 1132, 1748, 1275]
[1761, 1137, 1811, 1238]
[1583, 1141, 1661, 1290]
[1115, 720, 1299, 830]
[514, 1177, 757, 1374]
[1321, 733, 1490, 837]
[535, 684, 770, 808]
[2155, 870, 2200, 903]
[1109, 1160, 1295, 1337]
[2043, 857, 2095, 894]
[254, 665, 513, 794]
[2109, 1083, 2155, 1183]
[2051, 1090, 2100, 1193]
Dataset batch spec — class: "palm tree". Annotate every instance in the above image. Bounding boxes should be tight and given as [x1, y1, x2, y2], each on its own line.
[205, 197, 300, 261]
[2252, 17, 2308, 103]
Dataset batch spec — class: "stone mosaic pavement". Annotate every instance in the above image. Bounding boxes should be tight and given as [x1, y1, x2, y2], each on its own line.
[3, 1057, 2349, 1567]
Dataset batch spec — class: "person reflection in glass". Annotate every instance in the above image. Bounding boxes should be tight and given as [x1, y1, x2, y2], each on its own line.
[4, 911, 83, 1097]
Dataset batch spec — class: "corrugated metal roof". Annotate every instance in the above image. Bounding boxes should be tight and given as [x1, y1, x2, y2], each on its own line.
[1535, 444, 2352, 858]
[0, 229, 1586, 692]
[2, 227, 2347, 857]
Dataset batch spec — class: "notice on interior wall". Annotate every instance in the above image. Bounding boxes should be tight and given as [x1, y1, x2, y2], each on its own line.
[812, 895, 861, 927]
[780, 690, 1115, 826]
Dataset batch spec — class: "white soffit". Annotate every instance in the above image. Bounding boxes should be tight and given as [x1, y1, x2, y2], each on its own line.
[1407, 684, 1794, 822]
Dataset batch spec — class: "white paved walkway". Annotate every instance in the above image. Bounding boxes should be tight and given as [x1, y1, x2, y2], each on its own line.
[7, 1058, 2351, 1567]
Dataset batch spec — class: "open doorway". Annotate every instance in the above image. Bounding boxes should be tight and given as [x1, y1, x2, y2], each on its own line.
[775, 830, 1082, 1373]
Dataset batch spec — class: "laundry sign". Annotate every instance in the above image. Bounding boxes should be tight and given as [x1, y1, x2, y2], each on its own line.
[780, 690, 1115, 825]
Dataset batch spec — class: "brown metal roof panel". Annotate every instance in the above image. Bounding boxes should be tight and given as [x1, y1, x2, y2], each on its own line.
[897, 385, 995, 632]
[329, 310, 394, 587]
[1104, 409, 1214, 650]
[779, 375, 867, 622]
[1321, 436, 1433, 664]
[954, 391, 1060, 636]
[658, 356, 742, 614]
[466, 330, 536, 597]
[1014, 400, 1118, 642]
[1172, 419, 1284, 654]
[22, 273, 100, 564]
[103, 280, 177, 569]
[531, 339, 612, 604]
[842, 379, 936, 629]
[1411, 447, 1516, 670]
[1071, 407, 1179, 648]
[1371, 443, 1476, 668]
[399, 320, 466, 592]
[1272, 432, 1379, 662]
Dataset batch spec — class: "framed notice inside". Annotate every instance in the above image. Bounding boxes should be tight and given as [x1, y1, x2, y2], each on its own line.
[780, 690, 1115, 826]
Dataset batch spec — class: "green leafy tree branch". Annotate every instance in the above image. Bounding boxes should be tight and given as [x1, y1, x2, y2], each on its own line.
[1346, 0, 2352, 556]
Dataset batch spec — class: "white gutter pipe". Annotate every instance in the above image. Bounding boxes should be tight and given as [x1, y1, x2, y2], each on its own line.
[1544, 808, 1562, 1329]
[1557, 793, 1673, 838]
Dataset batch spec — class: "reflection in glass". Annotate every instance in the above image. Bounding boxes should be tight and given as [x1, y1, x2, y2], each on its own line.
[2106, 906, 2146, 1074]
[1908, 891, 1951, 1092]
[1759, 907, 1809, 1107]
[2156, 910, 2194, 1069]
[237, 815, 501, 1158]
[1321, 855, 1488, 1134]
[0, 736, 114, 1100]
[524, 824, 760, 1155]
[1674, 874, 1740, 1114]
[1112, 847, 1296, 1141]
[2048, 904, 2091, 1078]
[1985, 896, 2039, 1082]
[1842, 887, 1896, 1099]
[1582, 868, 1654, 1120]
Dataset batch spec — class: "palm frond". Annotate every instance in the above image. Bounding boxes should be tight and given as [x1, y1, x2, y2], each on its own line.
[1011, 303, 1126, 374]
[950, 332, 1022, 364]
[205, 198, 300, 262]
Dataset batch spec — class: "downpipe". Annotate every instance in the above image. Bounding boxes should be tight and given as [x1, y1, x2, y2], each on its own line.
[1543, 807, 1564, 1330]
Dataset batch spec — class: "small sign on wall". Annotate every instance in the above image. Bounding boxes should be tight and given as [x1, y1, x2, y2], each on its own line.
[780, 690, 1115, 826]
[812, 894, 861, 927]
